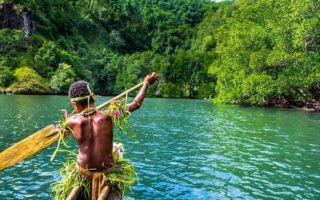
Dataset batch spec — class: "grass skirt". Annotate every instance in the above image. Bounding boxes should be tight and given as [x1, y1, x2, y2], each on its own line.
[51, 157, 137, 200]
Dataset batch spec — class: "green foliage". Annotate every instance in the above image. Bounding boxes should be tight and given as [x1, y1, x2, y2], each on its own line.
[34, 41, 79, 79]
[6, 67, 51, 94]
[51, 160, 91, 200]
[34, 41, 60, 78]
[108, 30, 125, 51]
[0, 66, 13, 87]
[208, 0, 320, 105]
[2, 0, 319, 107]
[52, 157, 137, 200]
[197, 83, 216, 99]
[0, 29, 23, 55]
[160, 82, 180, 98]
[1, 0, 213, 98]
[105, 51, 158, 95]
[50, 63, 76, 94]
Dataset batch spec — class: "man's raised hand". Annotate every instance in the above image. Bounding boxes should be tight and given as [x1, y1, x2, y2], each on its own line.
[144, 72, 159, 85]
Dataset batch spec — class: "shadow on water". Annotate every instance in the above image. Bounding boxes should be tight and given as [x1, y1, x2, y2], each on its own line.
[0, 96, 319, 199]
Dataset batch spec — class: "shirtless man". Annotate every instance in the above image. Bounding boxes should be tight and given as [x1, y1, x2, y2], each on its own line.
[66, 72, 158, 199]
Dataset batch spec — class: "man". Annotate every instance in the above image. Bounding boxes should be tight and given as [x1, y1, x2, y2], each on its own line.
[52, 72, 158, 200]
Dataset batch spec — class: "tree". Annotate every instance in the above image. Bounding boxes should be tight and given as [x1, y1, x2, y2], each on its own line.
[34, 41, 79, 79]
[50, 63, 77, 94]
[0, 29, 23, 55]
[208, 0, 320, 106]
[0, 66, 13, 87]
[6, 66, 51, 94]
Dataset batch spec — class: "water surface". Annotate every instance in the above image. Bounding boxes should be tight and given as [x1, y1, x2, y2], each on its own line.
[0, 95, 319, 199]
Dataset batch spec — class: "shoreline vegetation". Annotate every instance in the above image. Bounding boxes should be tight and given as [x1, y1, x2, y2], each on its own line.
[0, 0, 319, 111]
[0, 92, 319, 112]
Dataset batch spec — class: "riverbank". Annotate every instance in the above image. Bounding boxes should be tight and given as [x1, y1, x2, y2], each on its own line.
[1, 92, 319, 112]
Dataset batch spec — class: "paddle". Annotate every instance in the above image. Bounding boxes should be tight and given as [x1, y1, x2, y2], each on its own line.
[0, 81, 145, 171]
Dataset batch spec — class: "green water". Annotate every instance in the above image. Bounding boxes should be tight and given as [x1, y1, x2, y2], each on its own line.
[0, 95, 319, 199]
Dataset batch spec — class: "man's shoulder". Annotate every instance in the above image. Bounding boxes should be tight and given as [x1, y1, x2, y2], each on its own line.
[97, 110, 113, 118]
[67, 114, 84, 125]
[67, 111, 112, 124]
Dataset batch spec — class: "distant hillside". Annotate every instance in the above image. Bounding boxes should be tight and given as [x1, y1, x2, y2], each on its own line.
[0, 0, 319, 110]
[0, 0, 213, 98]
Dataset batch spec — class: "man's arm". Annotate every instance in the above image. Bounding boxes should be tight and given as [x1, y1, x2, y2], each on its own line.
[126, 72, 158, 112]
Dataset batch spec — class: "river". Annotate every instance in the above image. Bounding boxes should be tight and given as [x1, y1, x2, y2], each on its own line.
[0, 95, 319, 199]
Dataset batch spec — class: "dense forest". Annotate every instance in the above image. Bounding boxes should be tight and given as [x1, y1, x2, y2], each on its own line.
[0, 0, 319, 110]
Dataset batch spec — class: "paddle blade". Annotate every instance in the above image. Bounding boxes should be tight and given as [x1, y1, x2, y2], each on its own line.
[0, 124, 60, 171]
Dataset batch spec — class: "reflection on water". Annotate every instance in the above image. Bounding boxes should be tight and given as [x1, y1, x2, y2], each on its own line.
[0, 95, 319, 199]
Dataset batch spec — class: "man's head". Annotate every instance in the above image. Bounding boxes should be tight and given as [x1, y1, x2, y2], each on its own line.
[68, 81, 95, 112]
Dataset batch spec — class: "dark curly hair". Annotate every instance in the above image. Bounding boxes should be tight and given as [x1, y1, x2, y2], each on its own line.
[68, 81, 95, 106]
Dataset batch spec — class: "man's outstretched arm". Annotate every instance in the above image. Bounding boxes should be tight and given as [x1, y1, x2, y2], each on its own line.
[126, 72, 158, 112]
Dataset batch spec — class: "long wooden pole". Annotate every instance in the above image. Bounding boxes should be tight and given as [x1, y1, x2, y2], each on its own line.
[0, 81, 145, 171]
[96, 82, 144, 110]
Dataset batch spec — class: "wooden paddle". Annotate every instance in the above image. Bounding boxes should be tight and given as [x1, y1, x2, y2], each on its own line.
[0, 82, 145, 171]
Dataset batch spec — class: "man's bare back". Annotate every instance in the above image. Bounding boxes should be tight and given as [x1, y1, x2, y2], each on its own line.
[68, 111, 114, 171]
